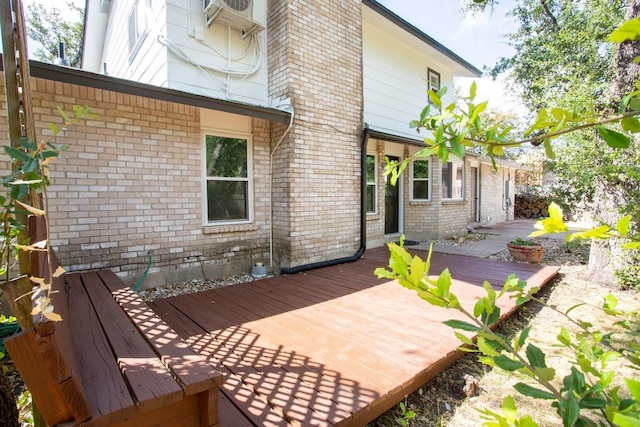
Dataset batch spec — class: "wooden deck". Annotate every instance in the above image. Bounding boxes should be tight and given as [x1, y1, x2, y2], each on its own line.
[149, 247, 559, 426]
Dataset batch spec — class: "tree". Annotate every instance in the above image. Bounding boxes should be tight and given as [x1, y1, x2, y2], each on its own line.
[25, 1, 84, 67]
[589, 0, 640, 287]
[462, 0, 639, 287]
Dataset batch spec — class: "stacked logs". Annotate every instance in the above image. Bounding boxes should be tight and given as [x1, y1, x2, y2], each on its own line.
[515, 194, 549, 218]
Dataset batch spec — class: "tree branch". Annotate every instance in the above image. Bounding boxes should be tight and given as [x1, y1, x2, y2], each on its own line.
[540, 0, 560, 30]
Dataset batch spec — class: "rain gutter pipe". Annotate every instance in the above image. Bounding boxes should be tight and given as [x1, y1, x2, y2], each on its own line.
[269, 108, 295, 269]
[280, 126, 369, 275]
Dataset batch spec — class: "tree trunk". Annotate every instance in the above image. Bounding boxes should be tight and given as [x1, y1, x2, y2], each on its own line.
[0, 367, 18, 427]
[589, 0, 640, 285]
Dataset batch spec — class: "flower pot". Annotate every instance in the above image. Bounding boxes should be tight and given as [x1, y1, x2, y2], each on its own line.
[507, 242, 544, 263]
[251, 262, 267, 279]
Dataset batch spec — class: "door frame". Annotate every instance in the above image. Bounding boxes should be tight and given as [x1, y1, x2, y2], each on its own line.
[384, 153, 403, 236]
[470, 165, 480, 222]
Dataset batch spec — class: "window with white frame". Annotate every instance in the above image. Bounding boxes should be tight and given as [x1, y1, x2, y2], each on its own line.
[366, 154, 377, 213]
[128, 0, 149, 62]
[411, 158, 431, 201]
[204, 134, 252, 223]
[441, 160, 463, 199]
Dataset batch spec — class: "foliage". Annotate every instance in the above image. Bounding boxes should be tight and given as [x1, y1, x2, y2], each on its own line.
[376, 204, 640, 426]
[377, 11, 640, 427]
[511, 237, 538, 246]
[396, 401, 416, 427]
[488, 0, 627, 112]
[1, 106, 94, 321]
[26, 1, 84, 67]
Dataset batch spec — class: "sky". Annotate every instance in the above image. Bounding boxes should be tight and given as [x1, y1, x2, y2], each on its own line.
[17, 0, 523, 112]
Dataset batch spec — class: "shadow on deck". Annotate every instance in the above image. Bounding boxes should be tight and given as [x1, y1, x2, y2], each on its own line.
[149, 247, 559, 426]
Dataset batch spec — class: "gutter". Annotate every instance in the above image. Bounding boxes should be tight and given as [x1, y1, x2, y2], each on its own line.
[0, 56, 293, 125]
[280, 127, 369, 274]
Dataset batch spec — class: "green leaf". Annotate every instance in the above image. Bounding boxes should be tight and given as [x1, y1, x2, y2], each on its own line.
[477, 336, 499, 357]
[534, 367, 556, 382]
[558, 394, 580, 427]
[494, 355, 525, 371]
[428, 90, 442, 108]
[515, 326, 531, 351]
[443, 319, 480, 332]
[598, 126, 631, 149]
[502, 396, 517, 423]
[469, 81, 477, 99]
[557, 327, 572, 347]
[454, 331, 474, 346]
[543, 139, 555, 159]
[513, 382, 556, 400]
[579, 397, 607, 409]
[621, 116, 640, 133]
[623, 241, 640, 249]
[436, 268, 452, 298]
[617, 215, 632, 236]
[526, 344, 547, 369]
[612, 412, 640, 427]
[449, 137, 466, 158]
[609, 18, 640, 43]
[4, 146, 30, 163]
[626, 378, 640, 402]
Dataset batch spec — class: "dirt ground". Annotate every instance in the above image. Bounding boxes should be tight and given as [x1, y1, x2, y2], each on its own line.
[368, 239, 639, 427]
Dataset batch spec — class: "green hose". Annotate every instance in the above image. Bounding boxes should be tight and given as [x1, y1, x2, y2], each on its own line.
[0, 319, 20, 355]
[132, 251, 153, 292]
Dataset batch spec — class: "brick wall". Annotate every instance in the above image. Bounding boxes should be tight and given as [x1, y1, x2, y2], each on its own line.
[268, 0, 364, 267]
[0, 76, 273, 288]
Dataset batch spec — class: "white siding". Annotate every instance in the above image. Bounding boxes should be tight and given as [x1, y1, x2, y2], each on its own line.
[101, 0, 169, 86]
[164, 0, 268, 105]
[362, 7, 457, 140]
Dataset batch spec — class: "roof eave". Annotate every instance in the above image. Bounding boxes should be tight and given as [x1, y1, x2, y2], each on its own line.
[362, 0, 483, 77]
[0, 56, 291, 124]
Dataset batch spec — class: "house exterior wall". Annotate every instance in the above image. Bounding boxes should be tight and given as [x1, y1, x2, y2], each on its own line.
[267, 0, 363, 268]
[101, 0, 169, 87]
[477, 162, 516, 225]
[163, 0, 268, 104]
[4, 76, 274, 289]
[98, 0, 268, 105]
[362, 6, 456, 140]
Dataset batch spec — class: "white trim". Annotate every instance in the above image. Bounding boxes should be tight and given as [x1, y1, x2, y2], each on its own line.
[366, 152, 377, 215]
[201, 129, 254, 226]
[410, 157, 431, 201]
[128, 0, 150, 63]
[442, 158, 464, 200]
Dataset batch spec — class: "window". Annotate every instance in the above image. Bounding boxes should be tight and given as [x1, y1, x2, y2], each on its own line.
[411, 158, 431, 201]
[427, 68, 441, 104]
[366, 154, 377, 213]
[204, 135, 252, 223]
[442, 160, 463, 199]
[128, 0, 149, 62]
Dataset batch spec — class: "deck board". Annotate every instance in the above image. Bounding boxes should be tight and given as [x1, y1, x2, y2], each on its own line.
[149, 247, 559, 426]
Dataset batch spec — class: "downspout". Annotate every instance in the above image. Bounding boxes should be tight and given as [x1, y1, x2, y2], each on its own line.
[269, 109, 295, 269]
[280, 126, 368, 275]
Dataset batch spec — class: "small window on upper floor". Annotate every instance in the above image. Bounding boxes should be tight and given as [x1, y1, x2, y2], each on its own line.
[128, 0, 150, 63]
[427, 68, 441, 105]
[442, 159, 463, 200]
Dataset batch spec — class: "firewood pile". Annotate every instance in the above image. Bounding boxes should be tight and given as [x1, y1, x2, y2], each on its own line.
[515, 194, 549, 218]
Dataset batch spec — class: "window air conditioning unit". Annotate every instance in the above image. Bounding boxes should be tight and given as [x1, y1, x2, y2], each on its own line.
[203, 0, 266, 36]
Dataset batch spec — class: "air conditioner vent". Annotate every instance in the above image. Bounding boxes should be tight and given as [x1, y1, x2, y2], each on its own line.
[224, 0, 251, 13]
[203, 0, 266, 35]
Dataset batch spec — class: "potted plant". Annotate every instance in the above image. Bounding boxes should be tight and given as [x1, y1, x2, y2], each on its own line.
[507, 237, 544, 263]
